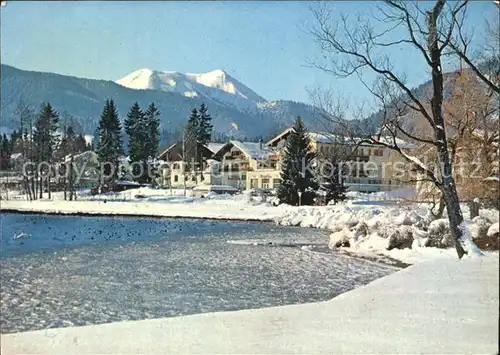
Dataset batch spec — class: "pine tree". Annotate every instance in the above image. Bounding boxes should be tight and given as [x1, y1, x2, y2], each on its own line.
[183, 108, 199, 172]
[276, 117, 318, 206]
[144, 102, 161, 158]
[33, 103, 59, 198]
[97, 99, 124, 188]
[320, 156, 347, 205]
[124, 102, 146, 179]
[198, 103, 213, 145]
[34, 103, 59, 162]
[75, 134, 87, 153]
[0, 134, 12, 170]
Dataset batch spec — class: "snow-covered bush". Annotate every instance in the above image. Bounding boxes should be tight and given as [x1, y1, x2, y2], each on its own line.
[394, 211, 422, 226]
[426, 219, 454, 248]
[470, 216, 492, 239]
[386, 225, 414, 250]
[487, 222, 499, 237]
[474, 221, 499, 251]
[329, 228, 350, 248]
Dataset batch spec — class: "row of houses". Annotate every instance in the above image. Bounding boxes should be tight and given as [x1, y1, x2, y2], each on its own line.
[157, 128, 414, 193]
[1, 127, 416, 194]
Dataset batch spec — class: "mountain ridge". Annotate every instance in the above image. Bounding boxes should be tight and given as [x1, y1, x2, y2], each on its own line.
[0, 64, 325, 144]
[115, 67, 266, 112]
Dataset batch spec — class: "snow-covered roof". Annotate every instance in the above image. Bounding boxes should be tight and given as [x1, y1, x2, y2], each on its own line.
[230, 140, 276, 160]
[157, 143, 178, 159]
[371, 136, 417, 149]
[63, 150, 99, 163]
[206, 143, 225, 154]
[10, 153, 23, 160]
[266, 128, 294, 146]
[308, 132, 355, 144]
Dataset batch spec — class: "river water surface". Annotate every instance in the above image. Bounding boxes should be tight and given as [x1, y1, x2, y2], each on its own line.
[0, 213, 395, 334]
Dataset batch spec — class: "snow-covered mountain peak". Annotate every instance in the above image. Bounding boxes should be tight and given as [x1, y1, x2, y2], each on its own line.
[116, 68, 266, 109]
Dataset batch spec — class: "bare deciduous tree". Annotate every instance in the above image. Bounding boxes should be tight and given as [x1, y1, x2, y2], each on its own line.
[310, 0, 499, 258]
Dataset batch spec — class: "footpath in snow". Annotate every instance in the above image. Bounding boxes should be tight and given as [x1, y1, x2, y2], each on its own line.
[1, 254, 498, 354]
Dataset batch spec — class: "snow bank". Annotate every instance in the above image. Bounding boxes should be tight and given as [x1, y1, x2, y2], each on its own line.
[2, 254, 497, 354]
[275, 200, 498, 264]
[1, 188, 289, 222]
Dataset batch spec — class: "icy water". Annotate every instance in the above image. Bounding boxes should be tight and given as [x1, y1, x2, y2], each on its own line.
[0, 213, 395, 334]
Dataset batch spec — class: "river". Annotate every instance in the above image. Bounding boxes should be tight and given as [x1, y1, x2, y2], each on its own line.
[0, 212, 395, 334]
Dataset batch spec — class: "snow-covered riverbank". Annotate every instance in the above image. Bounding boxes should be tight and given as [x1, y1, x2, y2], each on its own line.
[1, 188, 288, 221]
[2, 253, 497, 354]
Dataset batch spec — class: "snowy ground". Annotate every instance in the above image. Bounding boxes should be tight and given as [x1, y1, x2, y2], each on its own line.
[2, 253, 497, 354]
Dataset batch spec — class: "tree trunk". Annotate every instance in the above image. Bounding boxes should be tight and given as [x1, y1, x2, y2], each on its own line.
[39, 175, 43, 199]
[427, 1, 469, 259]
[63, 174, 67, 200]
[48, 168, 51, 200]
[440, 179, 467, 259]
[469, 199, 480, 219]
[69, 156, 74, 201]
[31, 176, 36, 200]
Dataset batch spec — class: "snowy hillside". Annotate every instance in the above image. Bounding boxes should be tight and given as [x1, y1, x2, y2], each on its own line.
[116, 68, 266, 111]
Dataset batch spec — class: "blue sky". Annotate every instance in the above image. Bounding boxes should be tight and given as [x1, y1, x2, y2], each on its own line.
[1, 1, 495, 105]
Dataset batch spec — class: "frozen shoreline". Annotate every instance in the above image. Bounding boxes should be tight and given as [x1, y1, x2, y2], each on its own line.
[0, 207, 272, 223]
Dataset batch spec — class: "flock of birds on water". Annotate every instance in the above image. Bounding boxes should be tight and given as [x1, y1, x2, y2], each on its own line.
[8, 216, 196, 248]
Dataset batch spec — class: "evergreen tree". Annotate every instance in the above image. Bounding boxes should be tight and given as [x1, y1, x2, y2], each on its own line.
[59, 126, 75, 159]
[183, 108, 200, 171]
[0, 134, 12, 170]
[124, 102, 146, 178]
[33, 103, 59, 163]
[33, 103, 59, 199]
[10, 130, 22, 154]
[144, 102, 161, 184]
[75, 134, 87, 153]
[319, 156, 347, 205]
[97, 99, 123, 188]
[276, 117, 318, 206]
[198, 103, 213, 145]
[144, 102, 161, 159]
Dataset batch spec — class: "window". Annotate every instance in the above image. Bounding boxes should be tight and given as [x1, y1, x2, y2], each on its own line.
[174, 175, 178, 182]
[250, 179, 259, 189]
[173, 163, 180, 169]
[261, 178, 270, 189]
[273, 179, 281, 188]
[192, 176, 196, 182]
